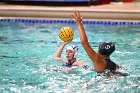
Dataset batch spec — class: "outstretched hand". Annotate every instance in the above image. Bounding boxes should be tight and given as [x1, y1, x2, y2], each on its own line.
[70, 11, 83, 24]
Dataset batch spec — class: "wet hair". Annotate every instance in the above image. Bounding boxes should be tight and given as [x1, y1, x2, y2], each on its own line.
[99, 42, 115, 56]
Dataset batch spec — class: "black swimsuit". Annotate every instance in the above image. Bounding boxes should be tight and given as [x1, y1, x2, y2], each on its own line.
[97, 59, 128, 76]
[97, 59, 117, 75]
[105, 59, 117, 72]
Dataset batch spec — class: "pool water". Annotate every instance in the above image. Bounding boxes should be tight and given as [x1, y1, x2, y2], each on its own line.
[0, 21, 140, 93]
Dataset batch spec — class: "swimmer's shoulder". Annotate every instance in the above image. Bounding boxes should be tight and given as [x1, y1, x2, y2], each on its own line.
[73, 61, 85, 66]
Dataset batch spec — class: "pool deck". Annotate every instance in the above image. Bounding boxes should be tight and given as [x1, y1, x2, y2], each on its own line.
[0, 2, 140, 21]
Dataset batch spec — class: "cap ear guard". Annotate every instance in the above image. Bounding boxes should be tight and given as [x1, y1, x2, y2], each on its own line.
[72, 45, 78, 58]
[74, 52, 78, 58]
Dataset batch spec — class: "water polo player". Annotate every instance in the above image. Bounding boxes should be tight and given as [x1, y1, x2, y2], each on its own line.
[54, 42, 85, 67]
[71, 11, 126, 76]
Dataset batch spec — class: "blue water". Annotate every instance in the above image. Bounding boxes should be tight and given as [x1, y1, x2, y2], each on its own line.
[0, 21, 140, 93]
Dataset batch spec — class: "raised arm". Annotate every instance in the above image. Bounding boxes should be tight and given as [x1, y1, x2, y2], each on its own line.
[71, 11, 100, 63]
[54, 42, 68, 62]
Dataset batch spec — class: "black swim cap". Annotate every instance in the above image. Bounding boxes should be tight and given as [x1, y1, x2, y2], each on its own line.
[99, 42, 115, 56]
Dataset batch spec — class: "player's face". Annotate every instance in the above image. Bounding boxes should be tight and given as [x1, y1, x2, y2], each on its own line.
[66, 50, 74, 60]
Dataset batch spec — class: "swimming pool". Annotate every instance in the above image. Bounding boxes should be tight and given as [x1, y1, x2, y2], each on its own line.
[0, 19, 140, 93]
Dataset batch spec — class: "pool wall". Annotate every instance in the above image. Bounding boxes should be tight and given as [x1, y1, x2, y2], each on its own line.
[0, 9, 140, 20]
[0, 2, 140, 20]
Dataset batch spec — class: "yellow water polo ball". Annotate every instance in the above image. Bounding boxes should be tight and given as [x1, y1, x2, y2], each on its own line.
[59, 27, 74, 42]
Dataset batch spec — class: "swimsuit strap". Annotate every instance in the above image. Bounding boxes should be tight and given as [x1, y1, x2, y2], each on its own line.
[65, 60, 73, 67]
[63, 59, 76, 67]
